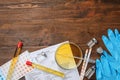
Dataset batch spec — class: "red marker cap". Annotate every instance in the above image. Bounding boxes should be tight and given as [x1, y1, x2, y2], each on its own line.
[17, 41, 23, 48]
[26, 61, 32, 66]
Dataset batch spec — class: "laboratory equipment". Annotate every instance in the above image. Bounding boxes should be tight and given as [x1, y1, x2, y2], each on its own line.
[6, 41, 23, 80]
[96, 50, 118, 80]
[85, 65, 95, 79]
[26, 61, 65, 78]
[0, 51, 33, 80]
[96, 29, 120, 80]
[80, 49, 88, 80]
[55, 42, 83, 69]
[87, 38, 97, 48]
[79, 38, 97, 80]
[25, 41, 80, 80]
[80, 48, 92, 80]
[96, 47, 103, 54]
[102, 29, 120, 72]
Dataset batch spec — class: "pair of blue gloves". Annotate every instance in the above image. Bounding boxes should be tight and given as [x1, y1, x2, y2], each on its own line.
[96, 29, 120, 80]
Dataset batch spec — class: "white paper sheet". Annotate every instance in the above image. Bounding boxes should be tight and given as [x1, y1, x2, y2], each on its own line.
[0, 51, 33, 80]
[25, 41, 80, 80]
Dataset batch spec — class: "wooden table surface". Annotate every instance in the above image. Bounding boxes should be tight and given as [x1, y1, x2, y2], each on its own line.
[0, 0, 120, 80]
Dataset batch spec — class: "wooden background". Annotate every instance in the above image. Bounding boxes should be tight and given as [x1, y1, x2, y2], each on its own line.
[0, 0, 120, 80]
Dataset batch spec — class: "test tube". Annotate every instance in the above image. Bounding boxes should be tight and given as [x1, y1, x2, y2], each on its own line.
[26, 61, 65, 78]
[7, 41, 23, 80]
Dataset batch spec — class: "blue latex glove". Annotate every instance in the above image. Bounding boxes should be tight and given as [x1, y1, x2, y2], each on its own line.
[0, 69, 5, 80]
[96, 50, 118, 80]
[102, 29, 120, 72]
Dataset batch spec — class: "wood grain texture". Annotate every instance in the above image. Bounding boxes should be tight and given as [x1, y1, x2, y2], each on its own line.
[0, 0, 120, 80]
